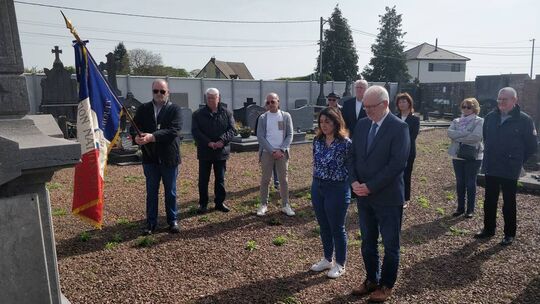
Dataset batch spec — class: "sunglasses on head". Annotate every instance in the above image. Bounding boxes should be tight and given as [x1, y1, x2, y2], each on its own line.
[153, 89, 167, 95]
[266, 100, 277, 105]
[461, 105, 472, 110]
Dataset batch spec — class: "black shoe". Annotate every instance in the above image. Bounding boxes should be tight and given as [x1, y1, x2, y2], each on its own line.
[215, 203, 230, 212]
[452, 211, 464, 217]
[197, 205, 208, 215]
[474, 230, 495, 239]
[464, 212, 474, 218]
[143, 224, 156, 236]
[500, 236, 514, 246]
[168, 222, 180, 234]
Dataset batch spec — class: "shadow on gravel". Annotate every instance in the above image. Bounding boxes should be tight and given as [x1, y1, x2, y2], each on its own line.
[511, 276, 540, 304]
[398, 240, 504, 295]
[193, 271, 326, 304]
[401, 215, 466, 247]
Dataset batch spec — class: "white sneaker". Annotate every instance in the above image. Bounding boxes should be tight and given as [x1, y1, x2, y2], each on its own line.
[310, 258, 332, 272]
[281, 205, 295, 216]
[327, 263, 345, 279]
[256, 205, 268, 216]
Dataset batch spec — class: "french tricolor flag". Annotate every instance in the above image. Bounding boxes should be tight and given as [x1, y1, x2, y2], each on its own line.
[72, 42, 122, 228]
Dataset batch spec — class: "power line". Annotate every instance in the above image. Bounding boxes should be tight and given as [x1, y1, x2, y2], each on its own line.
[19, 31, 317, 49]
[14, 1, 318, 24]
[18, 19, 317, 43]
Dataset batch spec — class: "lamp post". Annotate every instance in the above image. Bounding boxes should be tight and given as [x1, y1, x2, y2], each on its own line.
[316, 17, 328, 106]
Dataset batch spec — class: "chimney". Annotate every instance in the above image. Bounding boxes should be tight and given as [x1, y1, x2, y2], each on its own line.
[210, 56, 216, 63]
[435, 38, 438, 51]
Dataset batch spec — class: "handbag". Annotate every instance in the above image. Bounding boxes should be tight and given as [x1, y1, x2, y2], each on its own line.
[457, 143, 478, 160]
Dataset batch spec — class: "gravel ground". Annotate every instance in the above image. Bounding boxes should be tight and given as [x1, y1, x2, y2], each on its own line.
[49, 128, 540, 304]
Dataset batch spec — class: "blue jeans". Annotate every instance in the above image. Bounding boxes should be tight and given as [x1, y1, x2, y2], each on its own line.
[357, 201, 403, 288]
[198, 160, 226, 207]
[452, 159, 482, 213]
[311, 178, 350, 266]
[143, 163, 179, 227]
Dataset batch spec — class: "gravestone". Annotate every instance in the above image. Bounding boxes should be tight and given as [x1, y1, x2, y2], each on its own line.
[170, 92, 189, 108]
[98, 52, 121, 97]
[40, 46, 78, 124]
[289, 105, 314, 132]
[295, 99, 308, 108]
[246, 104, 266, 131]
[180, 107, 193, 140]
[0, 1, 80, 303]
[109, 92, 142, 164]
[233, 98, 256, 126]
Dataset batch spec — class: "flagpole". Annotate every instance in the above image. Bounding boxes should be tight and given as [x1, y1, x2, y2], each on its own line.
[61, 11, 144, 137]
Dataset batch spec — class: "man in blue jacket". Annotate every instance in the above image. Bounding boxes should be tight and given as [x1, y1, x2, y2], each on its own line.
[475, 87, 538, 246]
[349, 86, 410, 302]
[133, 79, 182, 235]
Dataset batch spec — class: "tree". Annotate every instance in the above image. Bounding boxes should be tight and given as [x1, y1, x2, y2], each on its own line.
[315, 6, 358, 82]
[362, 6, 410, 83]
[128, 48, 162, 74]
[113, 42, 130, 74]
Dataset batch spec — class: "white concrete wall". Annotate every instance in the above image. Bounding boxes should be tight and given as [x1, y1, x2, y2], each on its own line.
[406, 60, 466, 83]
[23, 74, 352, 114]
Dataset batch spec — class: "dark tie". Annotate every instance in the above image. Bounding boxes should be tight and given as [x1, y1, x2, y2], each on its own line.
[366, 123, 378, 152]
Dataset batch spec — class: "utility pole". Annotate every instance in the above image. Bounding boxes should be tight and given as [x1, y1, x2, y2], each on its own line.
[530, 38, 535, 79]
[316, 17, 327, 106]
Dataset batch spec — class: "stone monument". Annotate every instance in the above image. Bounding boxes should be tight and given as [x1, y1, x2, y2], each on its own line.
[0, 1, 80, 303]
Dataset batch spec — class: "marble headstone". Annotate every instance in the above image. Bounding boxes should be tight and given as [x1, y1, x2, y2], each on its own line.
[289, 105, 314, 132]
[246, 104, 266, 131]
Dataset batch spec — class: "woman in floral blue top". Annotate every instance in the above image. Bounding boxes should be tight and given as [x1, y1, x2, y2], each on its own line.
[310, 107, 352, 279]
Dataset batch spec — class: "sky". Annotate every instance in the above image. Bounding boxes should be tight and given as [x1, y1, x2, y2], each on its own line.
[14, 0, 540, 81]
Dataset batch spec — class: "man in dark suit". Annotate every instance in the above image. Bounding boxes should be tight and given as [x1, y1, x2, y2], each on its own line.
[342, 79, 368, 137]
[349, 86, 410, 302]
[132, 79, 182, 235]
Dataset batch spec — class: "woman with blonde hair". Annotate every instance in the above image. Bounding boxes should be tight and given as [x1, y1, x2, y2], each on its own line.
[447, 98, 484, 218]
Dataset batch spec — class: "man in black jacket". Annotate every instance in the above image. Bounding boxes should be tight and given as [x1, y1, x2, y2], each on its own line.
[132, 79, 182, 235]
[192, 88, 237, 214]
[475, 87, 538, 245]
[342, 79, 368, 137]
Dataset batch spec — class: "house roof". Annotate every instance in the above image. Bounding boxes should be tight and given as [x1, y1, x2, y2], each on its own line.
[197, 58, 254, 79]
[404, 43, 470, 61]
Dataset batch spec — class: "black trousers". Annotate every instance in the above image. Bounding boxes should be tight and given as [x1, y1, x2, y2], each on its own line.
[198, 160, 227, 207]
[403, 156, 415, 201]
[483, 175, 518, 237]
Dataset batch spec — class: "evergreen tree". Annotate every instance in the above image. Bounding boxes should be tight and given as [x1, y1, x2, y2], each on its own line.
[315, 6, 358, 82]
[113, 42, 130, 74]
[362, 6, 410, 83]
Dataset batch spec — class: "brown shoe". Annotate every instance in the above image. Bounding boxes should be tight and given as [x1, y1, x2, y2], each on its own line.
[351, 279, 378, 296]
[368, 286, 393, 302]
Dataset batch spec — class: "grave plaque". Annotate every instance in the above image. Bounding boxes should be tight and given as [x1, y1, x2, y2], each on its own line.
[170, 92, 189, 108]
[289, 105, 314, 131]
[295, 99, 308, 108]
[246, 104, 266, 131]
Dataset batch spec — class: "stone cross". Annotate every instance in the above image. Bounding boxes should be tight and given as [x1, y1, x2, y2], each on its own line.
[51, 46, 62, 63]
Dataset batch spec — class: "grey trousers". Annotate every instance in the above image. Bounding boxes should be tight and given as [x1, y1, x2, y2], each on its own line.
[260, 152, 289, 207]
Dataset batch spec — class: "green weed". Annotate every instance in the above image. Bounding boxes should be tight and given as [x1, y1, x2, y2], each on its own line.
[135, 236, 155, 247]
[123, 175, 144, 183]
[46, 182, 62, 190]
[104, 242, 118, 250]
[52, 208, 67, 216]
[436, 207, 445, 216]
[245, 240, 258, 251]
[417, 196, 430, 208]
[79, 231, 91, 242]
[272, 235, 287, 246]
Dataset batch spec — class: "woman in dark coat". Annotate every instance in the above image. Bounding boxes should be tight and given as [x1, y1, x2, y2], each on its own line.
[395, 93, 420, 207]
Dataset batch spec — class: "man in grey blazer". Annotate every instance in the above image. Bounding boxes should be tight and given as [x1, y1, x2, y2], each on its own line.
[256, 93, 295, 216]
[349, 86, 410, 302]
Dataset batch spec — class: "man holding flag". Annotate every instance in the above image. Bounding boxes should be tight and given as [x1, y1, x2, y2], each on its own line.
[132, 79, 182, 235]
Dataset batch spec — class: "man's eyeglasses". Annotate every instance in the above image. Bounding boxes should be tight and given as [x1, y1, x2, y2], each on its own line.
[363, 101, 384, 110]
[153, 89, 167, 95]
[266, 100, 277, 105]
[327, 98, 337, 102]
[461, 105, 472, 110]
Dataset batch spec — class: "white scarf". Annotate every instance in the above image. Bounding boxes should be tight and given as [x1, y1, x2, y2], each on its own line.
[456, 114, 476, 131]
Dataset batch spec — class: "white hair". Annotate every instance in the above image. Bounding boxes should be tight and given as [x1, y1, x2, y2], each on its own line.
[206, 87, 220, 96]
[355, 79, 368, 88]
[364, 85, 389, 103]
[498, 87, 517, 98]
